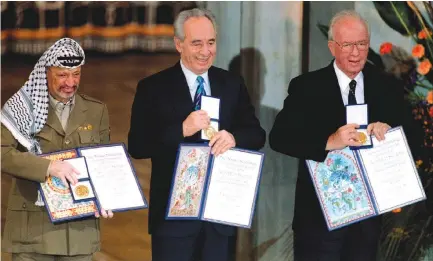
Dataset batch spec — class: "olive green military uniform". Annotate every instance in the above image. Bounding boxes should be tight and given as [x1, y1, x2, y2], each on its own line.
[1, 94, 110, 257]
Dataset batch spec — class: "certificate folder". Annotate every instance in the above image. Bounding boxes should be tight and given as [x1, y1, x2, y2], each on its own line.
[39, 143, 148, 223]
[166, 143, 264, 228]
[306, 126, 426, 231]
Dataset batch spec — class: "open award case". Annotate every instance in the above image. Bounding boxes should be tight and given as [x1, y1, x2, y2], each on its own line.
[346, 103, 372, 149]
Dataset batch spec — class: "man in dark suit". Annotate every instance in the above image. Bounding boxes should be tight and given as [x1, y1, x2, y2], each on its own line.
[128, 8, 265, 261]
[269, 10, 408, 261]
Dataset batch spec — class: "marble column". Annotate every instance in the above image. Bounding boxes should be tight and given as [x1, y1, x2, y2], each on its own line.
[207, 2, 303, 260]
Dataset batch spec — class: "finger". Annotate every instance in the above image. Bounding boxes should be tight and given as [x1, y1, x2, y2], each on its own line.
[377, 126, 386, 141]
[94, 211, 100, 218]
[344, 123, 360, 130]
[347, 132, 358, 141]
[211, 139, 223, 155]
[214, 139, 228, 156]
[209, 132, 221, 147]
[66, 172, 78, 185]
[348, 141, 363, 147]
[196, 110, 209, 116]
[108, 210, 114, 218]
[367, 123, 374, 135]
[220, 143, 233, 155]
[372, 129, 383, 141]
[71, 166, 80, 176]
[60, 177, 68, 187]
[100, 208, 108, 218]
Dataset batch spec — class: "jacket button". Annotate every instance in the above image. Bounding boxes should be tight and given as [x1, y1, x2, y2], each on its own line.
[65, 139, 70, 145]
[22, 203, 26, 209]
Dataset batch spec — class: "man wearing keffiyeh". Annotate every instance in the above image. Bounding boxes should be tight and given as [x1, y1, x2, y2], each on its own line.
[1, 38, 112, 260]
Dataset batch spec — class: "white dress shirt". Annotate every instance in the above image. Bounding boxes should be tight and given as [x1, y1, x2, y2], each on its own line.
[180, 60, 211, 101]
[333, 61, 365, 105]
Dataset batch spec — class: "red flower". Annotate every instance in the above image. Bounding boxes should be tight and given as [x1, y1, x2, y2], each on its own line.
[417, 59, 432, 75]
[412, 44, 425, 58]
[418, 29, 432, 39]
[380, 42, 393, 55]
[347, 188, 352, 193]
[429, 107, 433, 118]
[427, 91, 433, 104]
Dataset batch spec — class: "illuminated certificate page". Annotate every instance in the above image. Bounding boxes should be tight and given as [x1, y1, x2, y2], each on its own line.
[358, 127, 426, 213]
[79, 145, 146, 211]
[202, 149, 263, 227]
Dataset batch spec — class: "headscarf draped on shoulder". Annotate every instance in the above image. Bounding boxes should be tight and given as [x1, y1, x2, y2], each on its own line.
[1, 38, 85, 154]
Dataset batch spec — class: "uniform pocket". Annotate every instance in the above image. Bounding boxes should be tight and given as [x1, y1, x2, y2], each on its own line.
[78, 131, 100, 144]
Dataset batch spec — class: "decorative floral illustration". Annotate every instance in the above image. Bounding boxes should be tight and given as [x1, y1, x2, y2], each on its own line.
[168, 146, 210, 217]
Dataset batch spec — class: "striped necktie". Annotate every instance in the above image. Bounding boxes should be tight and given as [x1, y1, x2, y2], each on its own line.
[193, 76, 206, 110]
[348, 80, 357, 105]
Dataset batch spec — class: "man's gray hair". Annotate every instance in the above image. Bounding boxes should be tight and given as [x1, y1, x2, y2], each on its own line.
[328, 10, 370, 41]
[174, 8, 217, 41]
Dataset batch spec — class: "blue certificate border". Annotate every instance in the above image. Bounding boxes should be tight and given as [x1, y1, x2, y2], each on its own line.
[166, 143, 212, 220]
[77, 143, 148, 213]
[200, 148, 265, 228]
[355, 126, 426, 214]
[38, 149, 96, 223]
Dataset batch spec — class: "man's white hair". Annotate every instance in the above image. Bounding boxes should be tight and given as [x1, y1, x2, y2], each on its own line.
[174, 8, 217, 41]
[328, 10, 370, 41]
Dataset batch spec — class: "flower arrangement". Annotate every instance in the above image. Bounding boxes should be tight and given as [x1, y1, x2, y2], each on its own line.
[318, 2, 433, 260]
[373, 2, 433, 261]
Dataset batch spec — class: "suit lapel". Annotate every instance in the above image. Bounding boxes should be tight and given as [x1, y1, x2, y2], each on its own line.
[323, 62, 346, 126]
[170, 62, 194, 107]
[65, 95, 87, 136]
[46, 105, 65, 136]
[208, 66, 223, 99]
[362, 65, 375, 105]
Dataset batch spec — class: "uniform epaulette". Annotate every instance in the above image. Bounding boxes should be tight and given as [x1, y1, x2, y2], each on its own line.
[79, 94, 104, 104]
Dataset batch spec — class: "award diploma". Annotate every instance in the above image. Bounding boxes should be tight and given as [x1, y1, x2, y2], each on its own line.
[39, 143, 148, 223]
[306, 126, 425, 230]
[166, 143, 264, 228]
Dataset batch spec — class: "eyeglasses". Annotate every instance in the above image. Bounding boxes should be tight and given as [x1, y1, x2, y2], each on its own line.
[332, 41, 369, 52]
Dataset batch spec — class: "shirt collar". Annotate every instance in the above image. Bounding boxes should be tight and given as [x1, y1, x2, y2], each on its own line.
[49, 94, 75, 110]
[333, 61, 364, 94]
[180, 59, 209, 90]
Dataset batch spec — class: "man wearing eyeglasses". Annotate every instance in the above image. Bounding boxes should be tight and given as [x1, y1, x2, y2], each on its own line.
[269, 10, 408, 261]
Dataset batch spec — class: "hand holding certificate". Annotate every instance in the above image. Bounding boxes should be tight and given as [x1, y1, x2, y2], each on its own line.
[39, 143, 148, 223]
[166, 144, 264, 228]
[307, 126, 426, 230]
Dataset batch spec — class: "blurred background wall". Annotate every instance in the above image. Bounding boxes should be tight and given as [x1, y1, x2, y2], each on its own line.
[0, 1, 201, 54]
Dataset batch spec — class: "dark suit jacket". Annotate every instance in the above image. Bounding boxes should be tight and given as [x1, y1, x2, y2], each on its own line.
[128, 62, 266, 237]
[269, 61, 420, 233]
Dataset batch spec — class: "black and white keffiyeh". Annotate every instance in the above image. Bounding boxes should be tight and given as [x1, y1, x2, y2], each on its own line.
[1, 38, 85, 153]
[1, 38, 85, 206]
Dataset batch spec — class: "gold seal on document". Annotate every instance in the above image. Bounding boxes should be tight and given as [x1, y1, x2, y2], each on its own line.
[75, 185, 89, 197]
[358, 132, 367, 144]
[205, 126, 217, 139]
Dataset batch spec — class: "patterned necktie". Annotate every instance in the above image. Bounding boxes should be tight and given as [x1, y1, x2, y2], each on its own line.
[348, 80, 357, 105]
[193, 76, 206, 110]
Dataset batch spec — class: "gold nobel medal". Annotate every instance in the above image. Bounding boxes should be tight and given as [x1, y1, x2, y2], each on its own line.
[358, 132, 367, 144]
[75, 185, 89, 197]
[205, 126, 217, 139]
